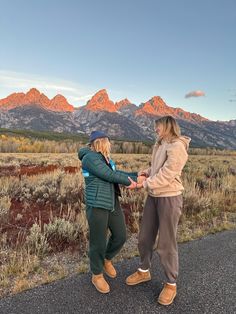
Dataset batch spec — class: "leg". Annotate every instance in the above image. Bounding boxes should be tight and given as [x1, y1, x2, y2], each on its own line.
[138, 195, 159, 270]
[86, 207, 109, 275]
[126, 196, 157, 285]
[156, 195, 182, 283]
[105, 197, 126, 260]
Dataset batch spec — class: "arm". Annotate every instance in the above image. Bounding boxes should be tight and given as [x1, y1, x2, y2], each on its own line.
[143, 142, 188, 190]
[109, 159, 138, 179]
[83, 154, 134, 186]
[116, 169, 138, 181]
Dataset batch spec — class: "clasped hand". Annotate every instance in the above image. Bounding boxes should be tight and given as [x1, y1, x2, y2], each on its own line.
[127, 175, 146, 190]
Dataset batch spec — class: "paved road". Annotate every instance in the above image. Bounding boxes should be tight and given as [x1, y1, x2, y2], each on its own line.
[0, 230, 235, 314]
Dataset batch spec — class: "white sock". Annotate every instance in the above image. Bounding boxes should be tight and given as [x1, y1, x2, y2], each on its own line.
[167, 282, 176, 286]
[138, 268, 149, 272]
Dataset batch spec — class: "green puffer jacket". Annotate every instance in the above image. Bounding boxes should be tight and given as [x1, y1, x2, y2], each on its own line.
[78, 147, 137, 211]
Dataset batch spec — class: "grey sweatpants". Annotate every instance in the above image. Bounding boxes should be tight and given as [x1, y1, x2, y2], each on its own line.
[138, 195, 183, 283]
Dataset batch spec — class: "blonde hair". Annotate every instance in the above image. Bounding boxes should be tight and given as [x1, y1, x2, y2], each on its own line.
[155, 116, 181, 144]
[91, 137, 111, 159]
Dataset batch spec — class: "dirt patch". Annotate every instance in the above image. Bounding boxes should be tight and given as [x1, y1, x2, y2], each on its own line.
[0, 165, 19, 176]
[2, 198, 85, 252]
[19, 164, 59, 177]
[0, 164, 80, 178]
[64, 166, 80, 174]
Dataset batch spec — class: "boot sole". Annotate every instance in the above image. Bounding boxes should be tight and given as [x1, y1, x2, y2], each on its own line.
[158, 292, 177, 306]
[92, 280, 110, 294]
[126, 277, 151, 286]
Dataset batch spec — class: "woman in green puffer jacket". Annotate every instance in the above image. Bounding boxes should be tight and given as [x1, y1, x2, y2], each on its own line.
[78, 130, 138, 294]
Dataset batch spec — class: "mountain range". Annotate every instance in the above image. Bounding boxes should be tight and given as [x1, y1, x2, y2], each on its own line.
[0, 88, 236, 149]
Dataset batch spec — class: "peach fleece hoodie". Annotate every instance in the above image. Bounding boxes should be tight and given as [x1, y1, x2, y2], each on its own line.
[142, 136, 191, 197]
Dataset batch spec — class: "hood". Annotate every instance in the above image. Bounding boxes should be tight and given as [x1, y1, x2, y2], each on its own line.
[78, 147, 91, 161]
[177, 136, 191, 150]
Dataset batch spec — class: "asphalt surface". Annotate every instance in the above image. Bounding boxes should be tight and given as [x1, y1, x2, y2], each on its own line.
[0, 230, 235, 314]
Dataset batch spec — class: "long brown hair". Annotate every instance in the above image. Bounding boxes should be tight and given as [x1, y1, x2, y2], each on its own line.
[155, 116, 181, 144]
[91, 137, 111, 159]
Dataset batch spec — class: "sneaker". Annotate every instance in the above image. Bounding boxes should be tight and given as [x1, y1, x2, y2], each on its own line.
[92, 274, 110, 294]
[158, 283, 177, 305]
[126, 270, 151, 286]
[104, 259, 117, 278]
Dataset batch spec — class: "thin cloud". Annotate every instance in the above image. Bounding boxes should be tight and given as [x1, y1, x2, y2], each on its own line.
[0, 70, 94, 106]
[0, 71, 77, 92]
[69, 94, 94, 101]
[185, 90, 205, 98]
[68, 94, 94, 105]
[227, 88, 236, 102]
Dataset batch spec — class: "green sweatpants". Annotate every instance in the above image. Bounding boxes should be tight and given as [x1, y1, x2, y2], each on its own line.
[86, 197, 126, 275]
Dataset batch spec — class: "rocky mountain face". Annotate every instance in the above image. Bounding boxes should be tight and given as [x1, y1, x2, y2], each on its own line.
[0, 88, 235, 149]
[1, 105, 82, 134]
[0, 88, 74, 112]
[85, 89, 116, 112]
[115, 98, 132, 110]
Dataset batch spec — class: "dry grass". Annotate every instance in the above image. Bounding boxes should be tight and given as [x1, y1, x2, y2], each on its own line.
[0, 151, 235, 298]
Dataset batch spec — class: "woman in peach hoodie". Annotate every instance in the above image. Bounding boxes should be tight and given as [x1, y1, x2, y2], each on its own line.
[126, 115, 191, 306]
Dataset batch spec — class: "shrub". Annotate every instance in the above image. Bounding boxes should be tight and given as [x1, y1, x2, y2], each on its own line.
[25, 223, 51, 257]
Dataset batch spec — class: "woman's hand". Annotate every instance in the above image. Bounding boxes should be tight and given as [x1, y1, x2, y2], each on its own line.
[137, 175, 146, 185]
[127, 177, 144, 190]
[138, 171, 149, 178]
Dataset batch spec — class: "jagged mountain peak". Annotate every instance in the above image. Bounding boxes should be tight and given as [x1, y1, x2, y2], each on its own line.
[135, 96, 207, 122]
[50, 94, 74, 112]
[136, 96, 169, 116]
[0, 88, 74, 112]
[115, 98, 133, 110]
[85, 89, 117, 112]
[26, 88, 41, 97]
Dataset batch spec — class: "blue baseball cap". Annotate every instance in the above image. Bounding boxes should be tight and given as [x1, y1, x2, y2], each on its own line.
[89, 131, 109, 143]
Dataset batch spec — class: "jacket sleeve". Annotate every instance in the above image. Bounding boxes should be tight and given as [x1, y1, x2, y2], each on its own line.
[83, 155, 134, 186]
[143, 142, 188, 190]
[116, 169, 138, 181]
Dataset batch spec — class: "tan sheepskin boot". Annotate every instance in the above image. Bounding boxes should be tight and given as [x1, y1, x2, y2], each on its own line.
[92, 274, 110, 294]
[103, 259, 117, 278]
[158, 283, 177, 305]
[126, 270, 151, 286]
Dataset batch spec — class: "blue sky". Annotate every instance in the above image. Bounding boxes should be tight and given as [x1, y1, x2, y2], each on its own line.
[0, 0, 235, 121]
